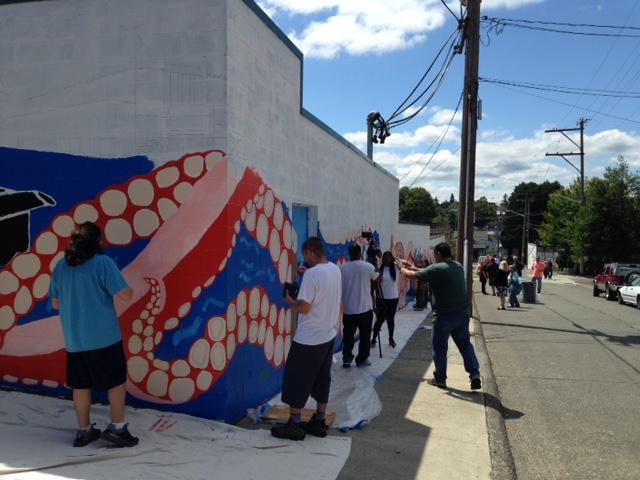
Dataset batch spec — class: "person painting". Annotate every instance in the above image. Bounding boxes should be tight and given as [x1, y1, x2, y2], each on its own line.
[397, 242, 481, 390]
[272, 237, 342, 441]
[340, 243, 379, 367]
[49, 222, 138, 448]
[372, 251, 400, 348]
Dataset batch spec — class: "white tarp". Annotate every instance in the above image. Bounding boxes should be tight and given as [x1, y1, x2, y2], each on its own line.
[0, 391, 350, 480]
[258, 307, 431, 430]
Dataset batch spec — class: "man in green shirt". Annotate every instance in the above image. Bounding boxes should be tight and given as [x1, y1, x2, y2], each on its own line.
[398, 242, 481, 390]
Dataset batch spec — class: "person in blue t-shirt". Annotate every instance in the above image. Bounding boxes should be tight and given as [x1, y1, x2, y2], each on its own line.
[49, 222, 138, 448]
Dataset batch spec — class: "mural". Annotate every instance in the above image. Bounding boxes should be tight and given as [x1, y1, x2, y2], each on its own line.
[0, 147, 426, 422]
[0, 148, 298, 422]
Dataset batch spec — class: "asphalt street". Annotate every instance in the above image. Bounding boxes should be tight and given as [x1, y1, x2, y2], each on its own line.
[475, 274, 640, 480]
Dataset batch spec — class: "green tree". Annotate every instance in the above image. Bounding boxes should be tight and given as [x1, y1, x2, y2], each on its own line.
[500, 181, 563, 253]
[474, 196, 497, 228]
[399, 186, 438, 224]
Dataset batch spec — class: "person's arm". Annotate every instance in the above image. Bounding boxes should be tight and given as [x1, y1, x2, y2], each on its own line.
[284, 292, 312, 314]
[117, 286, 133, 301]
[399, 265, 419, 279]
[51, 298, 60, 310]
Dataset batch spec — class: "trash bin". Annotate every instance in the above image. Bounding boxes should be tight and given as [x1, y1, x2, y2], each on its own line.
[522, 281, 536, 303]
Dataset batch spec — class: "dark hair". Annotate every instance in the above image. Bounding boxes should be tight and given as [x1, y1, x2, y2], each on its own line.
[380, 251, 396, 281]
[302, 236, 324, 256]
[348, 244, 361, 261]
[433, 242, 452, 259]
[65, 222, 102, 266]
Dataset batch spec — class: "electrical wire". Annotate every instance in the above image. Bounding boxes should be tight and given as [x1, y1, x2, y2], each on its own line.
[483, 17, 640, 39]
[479, 77, 640, 98]
[387, 28, 461, 123]
[404, 92, 463, 187]
[440, 0, 460, 21]
[485, 17, 640, 31]
[481, 81, 640, 126]
[399, 91, 463, 183]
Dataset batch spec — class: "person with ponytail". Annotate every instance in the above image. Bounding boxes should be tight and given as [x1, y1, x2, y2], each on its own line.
[372, 251, 400, 348]
[49, 222, 138, 448]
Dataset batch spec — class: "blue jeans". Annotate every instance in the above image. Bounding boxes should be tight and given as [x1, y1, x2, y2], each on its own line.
[533, 277, 542, 293]
[509, 288, 520, 307]
[432, 313, 480, 383]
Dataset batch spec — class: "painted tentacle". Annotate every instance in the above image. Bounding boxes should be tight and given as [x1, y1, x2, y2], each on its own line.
[118, 168, 296, 403]
[0, 150, 223, 348]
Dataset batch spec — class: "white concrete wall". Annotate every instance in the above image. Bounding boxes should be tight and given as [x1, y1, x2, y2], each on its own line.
[0, 0, 228, 161]
[225, 0, 399, 247]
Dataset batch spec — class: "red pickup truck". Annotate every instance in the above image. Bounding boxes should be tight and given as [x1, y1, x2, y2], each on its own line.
[593, 263, 640, 300]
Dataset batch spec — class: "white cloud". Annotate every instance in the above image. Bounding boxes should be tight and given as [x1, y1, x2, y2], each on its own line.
[348, 125, 640, 203]
[260, 0, 544, 58]
[429, 107, 463, 125]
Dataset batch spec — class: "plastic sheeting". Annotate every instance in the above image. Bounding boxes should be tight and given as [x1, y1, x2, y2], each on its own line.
[258, 306, 432, 430]
[0, 390, 351, 480]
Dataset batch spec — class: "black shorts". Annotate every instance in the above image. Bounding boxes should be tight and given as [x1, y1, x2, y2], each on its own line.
[66, 341, 127, 391]
[281, 338, 334, 409]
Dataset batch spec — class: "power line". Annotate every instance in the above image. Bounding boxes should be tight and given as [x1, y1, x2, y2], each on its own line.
[482, 16, 640, 38]
[479, 77, 640, 98]
[440, 0, 460, 21]
[387, 29, 460, 123]
[484, 17, 640, 31]
[405, 91, 464, 187]
[482, 82, 640, 126]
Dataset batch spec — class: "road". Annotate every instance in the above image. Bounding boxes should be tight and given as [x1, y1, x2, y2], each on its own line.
[475, 274, 640, 480]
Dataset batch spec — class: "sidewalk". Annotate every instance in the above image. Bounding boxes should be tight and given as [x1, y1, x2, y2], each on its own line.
[336, 307, 492, 480]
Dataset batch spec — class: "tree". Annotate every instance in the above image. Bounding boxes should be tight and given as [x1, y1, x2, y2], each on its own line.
[474, 196, 497, 228]
[539, 158, 640, 271]
[500, 181, 563, 253]
[399, 186, 438, 224]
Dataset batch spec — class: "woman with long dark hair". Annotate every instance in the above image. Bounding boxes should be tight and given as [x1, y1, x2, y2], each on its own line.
[372, 251, 400, 348]
[49, 222, 138, 448]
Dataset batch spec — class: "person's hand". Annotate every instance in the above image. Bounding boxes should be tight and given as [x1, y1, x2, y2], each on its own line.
[284, 292, 295, 305]
[297, 265, 307, 275]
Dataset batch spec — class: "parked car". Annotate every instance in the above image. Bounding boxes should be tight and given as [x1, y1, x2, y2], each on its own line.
[593, 263, 640, 300]
[617, 277, 640, 309]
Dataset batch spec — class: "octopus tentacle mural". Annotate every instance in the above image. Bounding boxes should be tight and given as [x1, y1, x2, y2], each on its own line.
[0, 149, 297, 420]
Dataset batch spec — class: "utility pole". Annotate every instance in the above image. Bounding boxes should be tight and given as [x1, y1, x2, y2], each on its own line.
[520, 193, 528, 264]
[545, 118, 588, 272]
[457, 0, 481, 315]
[545, 118, 588, 203]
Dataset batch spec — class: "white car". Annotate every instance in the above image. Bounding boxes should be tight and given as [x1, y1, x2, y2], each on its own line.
[617, 277, 640, 309]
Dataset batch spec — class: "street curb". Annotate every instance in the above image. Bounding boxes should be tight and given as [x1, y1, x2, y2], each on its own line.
[471, 297, 518, 480]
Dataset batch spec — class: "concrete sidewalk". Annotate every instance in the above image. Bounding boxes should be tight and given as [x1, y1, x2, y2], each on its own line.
[337, 308, 492, 480]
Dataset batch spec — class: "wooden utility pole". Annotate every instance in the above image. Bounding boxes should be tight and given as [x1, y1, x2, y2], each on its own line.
[545, 118, 588, 203]
[457, 0, 481, 315]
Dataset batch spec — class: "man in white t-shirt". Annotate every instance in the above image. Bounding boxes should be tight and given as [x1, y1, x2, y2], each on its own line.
[340, 243, 379, 368]
[271, 237, 342, 441]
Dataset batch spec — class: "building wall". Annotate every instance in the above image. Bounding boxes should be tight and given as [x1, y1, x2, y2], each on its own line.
[0, 0, 402, 423]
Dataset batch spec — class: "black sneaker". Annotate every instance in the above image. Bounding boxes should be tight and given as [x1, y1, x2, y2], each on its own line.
[102, 423, 139, 448]
[389, 339, 397, 348]
[73, 424, 101, 447]
[303, 413, 328, 438]
[370, 337, 377, 347]
[470, 376, 482, 390]
[271, 419, 305, 441]
[426, 377, 447, 389]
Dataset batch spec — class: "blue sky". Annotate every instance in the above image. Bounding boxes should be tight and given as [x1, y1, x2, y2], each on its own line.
[258, 0, 640, 203]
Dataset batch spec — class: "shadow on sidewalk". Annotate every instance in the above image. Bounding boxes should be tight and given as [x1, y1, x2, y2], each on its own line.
[481, 321, 640, 347]
[444, 386, 524, 420]
[337, 326, 434, 480]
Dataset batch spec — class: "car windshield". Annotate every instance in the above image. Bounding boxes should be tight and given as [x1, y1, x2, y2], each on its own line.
[633, 278, 640, 287]
[614, 266, 640, 276]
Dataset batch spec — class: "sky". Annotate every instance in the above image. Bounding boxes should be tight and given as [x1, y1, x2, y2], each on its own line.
[256, 0, 640, 204]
